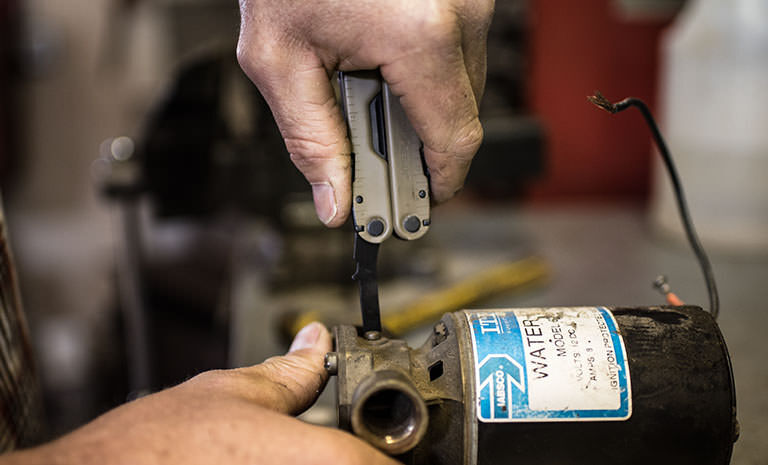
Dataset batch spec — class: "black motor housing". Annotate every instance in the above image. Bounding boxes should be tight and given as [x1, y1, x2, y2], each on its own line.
[472, 307, 737, 465]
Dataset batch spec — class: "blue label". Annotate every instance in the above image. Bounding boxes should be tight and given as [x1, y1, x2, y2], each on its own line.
[466, 308, 632, 422]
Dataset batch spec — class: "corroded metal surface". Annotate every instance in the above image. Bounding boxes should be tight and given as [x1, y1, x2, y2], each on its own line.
[332, 315, 466, 464]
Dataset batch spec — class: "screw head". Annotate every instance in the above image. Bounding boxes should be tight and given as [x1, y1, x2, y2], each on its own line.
[355, 195, 364, 204]
[418, 190, 426, 199]
[363, 331, 381, 341]
[324, 352, 339, 375]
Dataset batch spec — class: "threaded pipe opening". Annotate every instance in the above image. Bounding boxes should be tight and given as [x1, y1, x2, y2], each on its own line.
[351, 372, 428, 454]
[360, 388, 417, 441]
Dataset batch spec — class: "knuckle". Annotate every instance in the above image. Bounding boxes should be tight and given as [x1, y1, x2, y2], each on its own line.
[236, 35, 281, 82]
[235, 40, 253, 73]
[427, 117, 483, 160]
[287, 139, 332, 165]
[248, 359, 303, 408]
[288, 140, 350, 168]
[411, 4, 459, 47]
[451, 117, 484, 158]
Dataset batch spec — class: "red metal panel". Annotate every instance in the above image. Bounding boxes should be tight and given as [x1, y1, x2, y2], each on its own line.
[526, 0, 672, 202]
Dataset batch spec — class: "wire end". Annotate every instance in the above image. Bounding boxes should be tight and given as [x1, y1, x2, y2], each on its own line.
[652, 275, 686, 306]
[596, 89, 718, 317]
[587, 90, 618, 114]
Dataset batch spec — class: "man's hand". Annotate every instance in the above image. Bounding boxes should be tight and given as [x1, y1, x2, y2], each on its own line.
[237, 0, 494, 226]
[4, 323, 398, 465]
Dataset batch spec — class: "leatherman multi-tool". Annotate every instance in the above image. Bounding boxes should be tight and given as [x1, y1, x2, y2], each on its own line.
[338, 70, 431, 334]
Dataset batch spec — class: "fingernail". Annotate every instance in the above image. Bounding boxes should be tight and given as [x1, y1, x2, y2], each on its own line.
[311, 182, 337, 225]
[289, 322, 324, 352]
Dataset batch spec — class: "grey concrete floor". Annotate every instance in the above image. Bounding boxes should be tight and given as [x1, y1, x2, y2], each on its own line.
[272, 204, 767, 464]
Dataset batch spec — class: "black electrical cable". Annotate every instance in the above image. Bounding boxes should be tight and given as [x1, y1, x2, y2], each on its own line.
[587, 91, 720, 319]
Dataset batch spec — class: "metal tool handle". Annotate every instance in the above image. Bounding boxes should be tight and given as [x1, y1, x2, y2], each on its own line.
[339, 70, 430, 242]
[382, 84, 430, 240]
[340, 71, 393, 243]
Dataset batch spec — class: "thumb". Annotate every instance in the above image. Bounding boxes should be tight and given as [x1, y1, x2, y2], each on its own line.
[237, 41, 351, 227]
[246, 322, 333, 415]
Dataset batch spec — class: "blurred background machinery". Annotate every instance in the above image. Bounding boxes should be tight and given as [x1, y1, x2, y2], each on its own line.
[1, 1, 767, 464]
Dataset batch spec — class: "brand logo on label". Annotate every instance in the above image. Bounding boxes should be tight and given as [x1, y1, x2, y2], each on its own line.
[478, 354, 525, 419]
[477, 314, 504, 334]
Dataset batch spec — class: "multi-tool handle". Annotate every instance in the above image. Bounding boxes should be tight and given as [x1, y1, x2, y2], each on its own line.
[339, 70, 430, 244]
